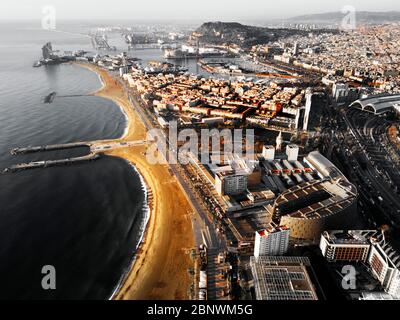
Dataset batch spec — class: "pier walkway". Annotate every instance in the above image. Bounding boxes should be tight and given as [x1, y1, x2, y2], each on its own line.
[3, 140, 147, 174]
[11, 142, 91, 155]
[4, 153, 100, 173]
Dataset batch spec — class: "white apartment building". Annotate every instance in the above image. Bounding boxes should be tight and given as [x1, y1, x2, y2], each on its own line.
[254, 224, 290, 257]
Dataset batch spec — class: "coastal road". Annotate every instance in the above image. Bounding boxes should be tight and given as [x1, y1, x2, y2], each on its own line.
[118, 78, 226, 251]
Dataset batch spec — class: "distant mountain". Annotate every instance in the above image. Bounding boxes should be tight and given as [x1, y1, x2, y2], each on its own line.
[287, 11, 400, 24]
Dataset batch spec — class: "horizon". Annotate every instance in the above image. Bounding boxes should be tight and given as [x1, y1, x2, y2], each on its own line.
[1, 9, 400, 23]
[1, 0, 400, 21]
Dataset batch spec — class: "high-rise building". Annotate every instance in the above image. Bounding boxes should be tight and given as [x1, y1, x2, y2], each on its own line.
[332, 83, 349, 102]
[319, 230, 375, 262]
[303, 89, 313, 131]
[42, 42, 55, 60]
[276, 131, 283, 151]
[254, 224, 290, 257]
[293, 42, 299, 56]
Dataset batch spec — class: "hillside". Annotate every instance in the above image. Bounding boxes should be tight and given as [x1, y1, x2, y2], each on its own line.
[194, 22, 309, 48]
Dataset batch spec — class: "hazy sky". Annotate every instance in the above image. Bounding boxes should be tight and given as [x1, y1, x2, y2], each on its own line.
[1, 0, 400, 20]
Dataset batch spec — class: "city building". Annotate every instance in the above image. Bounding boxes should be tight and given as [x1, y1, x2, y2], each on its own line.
[270, 178, 358, 241]
[250, 256, 318, 300]
[359, 292, 397, 300]
[286, 144, 299, 162]
[293, 42, 299, 56]
[42, 42, 56, 60]
[261, 150, 358, 241]
[332, 83, 348, 102]
[254, 224, 290, 257]
[262, 145, 275, 161]
[320, 230, 376, 262]
[302, 89, 313, 131]
[215, 171, 248, 196]
[368, 233, 400, 299]
[305, 151, 345, 180]
[350, 93, 400, 115]
[276, 132, 283, 151]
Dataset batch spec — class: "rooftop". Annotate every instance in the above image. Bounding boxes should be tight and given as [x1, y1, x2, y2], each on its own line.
[322, 230, 377, 245]
[350, 93, 400, 115]
[274, 178, 357, 220]
[250, 256, 318, 300]
[258, 224, 290, 237]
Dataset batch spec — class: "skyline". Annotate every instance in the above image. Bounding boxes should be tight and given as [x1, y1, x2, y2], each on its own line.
[1, 0, 400, 21]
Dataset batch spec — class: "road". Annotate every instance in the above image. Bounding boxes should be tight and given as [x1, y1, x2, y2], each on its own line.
[117, 76, 226, 251]
[341, 107, 400, 224]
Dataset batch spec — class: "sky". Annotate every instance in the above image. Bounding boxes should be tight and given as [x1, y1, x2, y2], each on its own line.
[0, 0, 400, 21]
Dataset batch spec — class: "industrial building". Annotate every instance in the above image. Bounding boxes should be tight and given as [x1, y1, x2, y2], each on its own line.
[320, 230, 376, 262]
[254, 224, 290, 257]
[250, 256, 318, 300]
[304, 151, 345, 180]
[350, 93, 400, 115]
[261, 146, 317, 194]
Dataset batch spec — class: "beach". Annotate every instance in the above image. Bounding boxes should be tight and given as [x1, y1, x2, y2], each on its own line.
[77, 63, 195, 300]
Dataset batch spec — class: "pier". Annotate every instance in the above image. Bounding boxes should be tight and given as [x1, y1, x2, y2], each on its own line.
[3, 154, 100, 174]
[11, 142, 91, 155]
[4, 140, 146, 174]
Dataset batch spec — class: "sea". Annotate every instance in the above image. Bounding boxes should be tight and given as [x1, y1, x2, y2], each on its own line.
[0, 19, 259, 300]
[0, 20, 160, 300]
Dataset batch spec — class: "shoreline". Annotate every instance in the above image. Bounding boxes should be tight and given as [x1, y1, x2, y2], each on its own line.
[109, 159, 151, 300]
[75, 62, 195, 300]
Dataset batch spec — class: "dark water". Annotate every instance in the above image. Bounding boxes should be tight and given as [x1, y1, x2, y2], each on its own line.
[0, 22, 148, 299]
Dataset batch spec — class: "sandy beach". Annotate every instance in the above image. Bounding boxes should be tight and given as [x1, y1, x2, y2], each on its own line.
[77, 63, 195, 300]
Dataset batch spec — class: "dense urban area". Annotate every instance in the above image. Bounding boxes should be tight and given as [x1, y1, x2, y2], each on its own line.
[29, 18, 400, 301]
